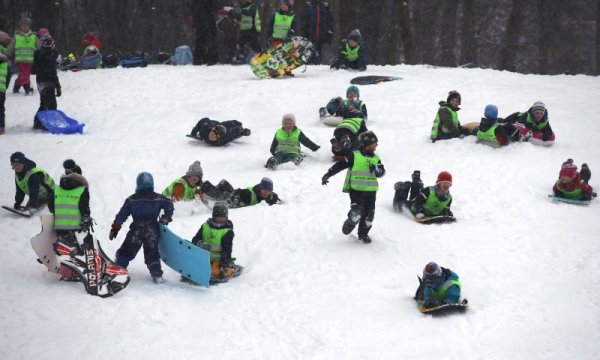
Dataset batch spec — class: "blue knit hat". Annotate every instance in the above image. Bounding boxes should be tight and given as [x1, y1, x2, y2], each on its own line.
[259, 177, 273, 191]
[136, 172, 154, 191]
[484, 104, 498, 120]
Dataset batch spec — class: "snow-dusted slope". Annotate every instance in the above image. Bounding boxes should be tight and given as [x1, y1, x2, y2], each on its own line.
[1, 64, 599, 360]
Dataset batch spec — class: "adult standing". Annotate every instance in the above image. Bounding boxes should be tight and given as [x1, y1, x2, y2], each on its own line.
[302, 0, 333, 64]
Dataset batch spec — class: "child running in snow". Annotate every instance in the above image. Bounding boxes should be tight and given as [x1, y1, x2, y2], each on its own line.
[109, 172, 174, 283]
[265, 113, 320, 169]
[321, 131, 385, 243]
[553, 159, 595, 201]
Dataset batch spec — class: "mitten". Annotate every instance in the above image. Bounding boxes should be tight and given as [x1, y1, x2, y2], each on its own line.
[109, 223, 121, 240]
[159, 214, 172, 225]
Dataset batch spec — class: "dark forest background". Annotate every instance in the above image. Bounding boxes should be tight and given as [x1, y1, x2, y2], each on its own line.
[1, 0, 599, 75]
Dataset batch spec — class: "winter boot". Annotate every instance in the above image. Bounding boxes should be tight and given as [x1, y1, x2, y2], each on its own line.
[342, 219, 357, 235]
[152, 276, 165, 284]
[242, 128, 251, 136]
[393, 181, 411, 212]
[24, 85, 33, 95]
[358, 234, 372, 243]
[217, 179, 234, 199]
[265, 157, 277, 169]
[293, 155, 304, 166]
[319, 107, 327, 118]
[13, 85, 21, 94]
[580, 163, 591, 183]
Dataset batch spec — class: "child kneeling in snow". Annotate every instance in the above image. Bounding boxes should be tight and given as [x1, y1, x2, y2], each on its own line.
[265, 113, 320, 169]
[553, 159, 595, 201]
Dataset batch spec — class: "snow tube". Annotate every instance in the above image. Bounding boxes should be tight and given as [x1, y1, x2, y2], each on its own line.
[36, 110, 85, 134]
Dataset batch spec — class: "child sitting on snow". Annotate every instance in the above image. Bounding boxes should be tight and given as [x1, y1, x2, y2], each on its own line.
[476, 104, 526, 147]
[265, 113, 320, 169]
[553, 159, 595, 201]
[503, 101, 555, 146]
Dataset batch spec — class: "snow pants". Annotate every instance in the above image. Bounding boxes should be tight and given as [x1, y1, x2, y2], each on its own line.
[15, 62, 32, 88]
[115, 220, 162, 277]
[348, 190, 376, 237]
[33, 82, 57, 130]
[0, 91, 5, 129]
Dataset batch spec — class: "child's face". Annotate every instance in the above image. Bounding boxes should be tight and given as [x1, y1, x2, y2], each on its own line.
[347, 91, 358, 101]
[449, 98, 460, 108]
[20, 23, 30, 33]
[365, 142, 378, 152]
[213, 215, 228, 224]
[348, 39, 358, 48]
[437, 182, 451, 194]
[282, 119, 295, 131]
[11, 162, 24, 173]
[560, 175, 574, 184]
[260, 188, 272, 199]
[188, 176, 201, 186]
[208, 130, 218, 141]
[533, 110, 544, 121]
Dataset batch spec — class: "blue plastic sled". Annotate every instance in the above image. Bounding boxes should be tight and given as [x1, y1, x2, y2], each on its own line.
[159, 224, 211, 287]
[547, 194, 591, 206]
[36, 110, 85, 134]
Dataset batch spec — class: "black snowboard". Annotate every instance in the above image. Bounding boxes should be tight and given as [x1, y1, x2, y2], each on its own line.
[350, 75, 402, 85]
[2, 205, 32, 217]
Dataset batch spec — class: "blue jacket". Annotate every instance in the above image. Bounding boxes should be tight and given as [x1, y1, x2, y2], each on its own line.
[114, 190, 174, 225]
[423, 268, 461, 305]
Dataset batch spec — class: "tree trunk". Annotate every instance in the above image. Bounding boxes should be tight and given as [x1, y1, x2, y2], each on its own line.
[399, 0, 414, 64]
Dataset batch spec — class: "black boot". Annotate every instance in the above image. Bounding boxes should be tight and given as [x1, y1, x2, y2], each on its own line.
[242, 128, 251, 136]
[342, 219, 357, 235]
[265, 157, 277, 169]
[24, 85, 33, 95]
[393, 181, 411, 212]
[358, 234, 372, 243]
[13, 85, 21, 94]
[580, 163, 591, 183]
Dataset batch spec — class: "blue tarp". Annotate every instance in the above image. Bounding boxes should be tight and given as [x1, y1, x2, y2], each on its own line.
[36, 110, 85, 134]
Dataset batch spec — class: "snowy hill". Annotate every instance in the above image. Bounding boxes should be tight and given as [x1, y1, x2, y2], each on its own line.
[1, 64, 599, 360]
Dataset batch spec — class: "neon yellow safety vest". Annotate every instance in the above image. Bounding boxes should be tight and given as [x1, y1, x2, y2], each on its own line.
[274, 128, 301, 154]
[411, 186, 451, 215]
[431, 279, 461, 300]
[525, 113, 548, 130]
[15, 167, 55, 199]
[342, 43, 360, 62]
[273, 12, 294, 39]
[53, 186, 85, 230]
[336, 117, 363, 134]
[162, 177, 196, 201]
[431, 106, 459, 138]
[0, 45, 7, 93]
[246, 186, 259, 205]
[200, 223, 231, 261]
[555, 180, 584, 199]
[343, 151, 380, 192]
[476, 123, 501, 147]
[14, 32, 37, 63]
[240, 4, 261, 32]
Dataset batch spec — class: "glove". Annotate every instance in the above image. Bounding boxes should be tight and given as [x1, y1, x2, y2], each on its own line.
[234, 127, 243, 136]
[198, 242, 212, 251]
[80, 216, 93, 233]
[322, 173, 331, 185]
[55, 86, 61, 97]
[415, 213, 425, 220]
[313, 146, 320, 152]
[266, 193, 280, 205]
[109, 223, 121, 240]
[159, 214, 172, 225]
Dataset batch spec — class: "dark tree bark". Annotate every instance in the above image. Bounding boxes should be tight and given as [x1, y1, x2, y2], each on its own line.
[192, 0, 218, 65]
[399, 0, 414, 64]
[597, 0, 600, 75]
[499, 0, 526, 72]
[459, 0, 477, 67]
[439, 0, 458, 66]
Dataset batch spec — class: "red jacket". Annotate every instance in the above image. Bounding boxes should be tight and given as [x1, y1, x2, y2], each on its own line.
[553, 173, 593, 199]
[83, 33, 104, 53]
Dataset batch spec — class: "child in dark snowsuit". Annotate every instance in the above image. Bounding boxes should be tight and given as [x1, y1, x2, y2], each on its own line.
[265, 113, 320, 169]
[10, 151, 55, 215]
[553, 160, 595, 201]
[321, 131, 385, 243]
[189, 117, 251, 146]
[327, 99, 368, 158]
[330, 29, 366, 71]
[393, 171, 454, 220]
[190, 202, 242, 283]
[476, 105, 526, 148]
[226, 177, 281, 208]
[109, 172, 174, 283]
[31, 33, 60, 130]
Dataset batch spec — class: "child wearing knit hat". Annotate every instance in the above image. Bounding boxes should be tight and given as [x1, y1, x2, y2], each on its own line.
[503, 100, 555, 146]
[265, 113, 320, 169]
[552, 160, 595, 201]
[162, 161, 207, 203]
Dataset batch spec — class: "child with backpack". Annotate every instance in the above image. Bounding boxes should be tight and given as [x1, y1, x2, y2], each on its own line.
[265, 113, 320, 169]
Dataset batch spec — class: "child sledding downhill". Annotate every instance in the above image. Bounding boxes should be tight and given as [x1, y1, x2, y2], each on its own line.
[226, 177, 281, 208]
[265, 113, 320, 169]
[320, 85, 367, 123]
[321, 131, 385, 243]
[109, 172, 174, 284]
[189, 117, 251, 146]
[328, 98, 368, 160]
[187, 202, 242, 285]
[553, 159, 596, 201]
[415, 262, 466, 312]
[393, 170, 455, 224]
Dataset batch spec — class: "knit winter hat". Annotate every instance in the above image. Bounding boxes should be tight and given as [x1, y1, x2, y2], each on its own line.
[260, 177, 274, 191]
[213, 125, 227, 138]
[347, 29, 361, 43]
[10, 152, 26, 164]
[447, 90, 461, 104]
[484, 104, 498, 120]
[436, 171, 453, 185]
[136, 172, 154, 191]
[346, 85, 360, 99]
[19, 18, 32, 26]
[63, 159, 82, 175]
[560, 164, 578, 178]
[359, 131, 378, 147]
[531, 101, 546, 113]
[423, 262, 443, 288]
[212, 202, 228, 218]
[186, 161, 203, 178]
[282, 113, 296, 126]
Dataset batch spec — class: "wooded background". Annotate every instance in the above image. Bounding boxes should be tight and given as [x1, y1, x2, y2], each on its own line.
[1, 0, 598, 75]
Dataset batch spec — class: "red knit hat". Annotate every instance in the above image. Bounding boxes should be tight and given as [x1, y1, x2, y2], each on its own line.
[436, 171, 452, 185]
[559, 164, 578, 178]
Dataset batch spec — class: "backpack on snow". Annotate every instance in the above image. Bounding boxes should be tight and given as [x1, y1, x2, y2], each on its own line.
[172, 45, 193, 65]
[102, 52, 121, 68]
[119, 51, 149, 68]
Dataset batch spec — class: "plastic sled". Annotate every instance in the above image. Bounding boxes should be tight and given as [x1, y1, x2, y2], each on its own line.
[350, 75, 402, 85]
[36, 110, 85, 134]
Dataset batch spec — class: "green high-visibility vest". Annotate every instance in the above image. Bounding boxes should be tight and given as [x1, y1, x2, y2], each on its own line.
[476, 123, 501, 147]
[525, 112, 548, 130]
[162, 177, 196, 201]
[240, 4, 261, 32]
[343, 151, 379, 192]
[200, 222, 231, 261]
[411, 186, 451, 215]
[0, 45, 7, 93]
[15, 167, 55, 199]
[431, 106, 459, 138]
[53, 186, 85, 230]
[246, 186, 259, 205]
[274, 128, 301, 154]
[342, 43, 360, 62]
[14, 32, 36, 63]
[431, 279, 461, 300]
[336, 117, 363, 134]
[555, 180, 584, 199]
[273, 12, 294, 39]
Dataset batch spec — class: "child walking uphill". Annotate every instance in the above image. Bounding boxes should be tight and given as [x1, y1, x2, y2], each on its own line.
[109, 172, 174, 283]
[321, 131, 385, 243]
[265, 113, 320, 169]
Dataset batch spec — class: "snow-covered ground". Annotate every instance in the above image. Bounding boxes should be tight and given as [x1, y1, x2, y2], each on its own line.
[1, 64, 599, 359]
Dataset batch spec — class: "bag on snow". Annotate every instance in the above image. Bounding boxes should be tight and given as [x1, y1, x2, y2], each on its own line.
[172, 45, 193, 65]
[119, 51, 149, 68]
